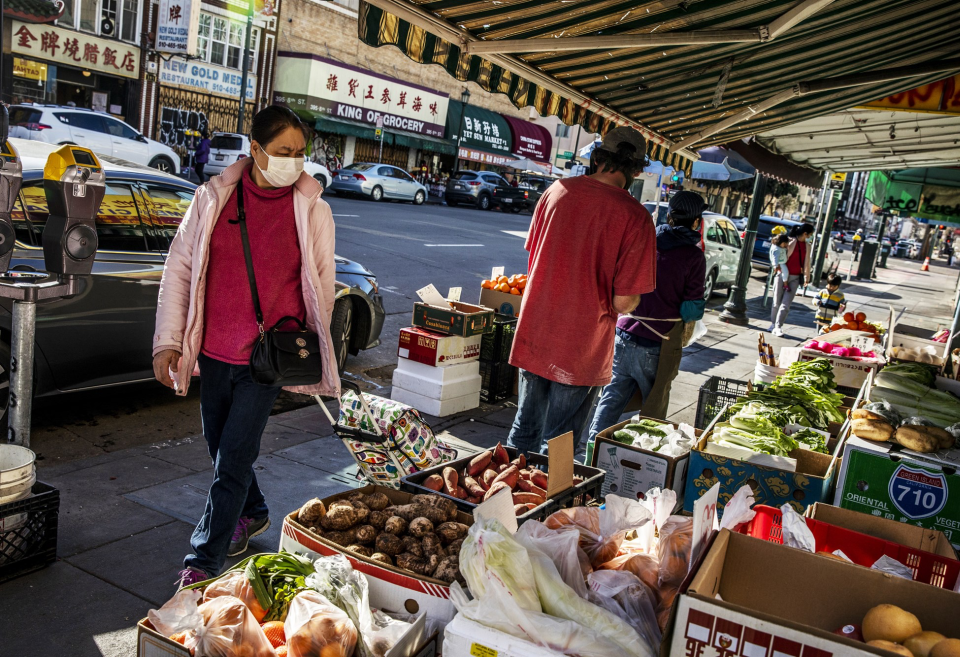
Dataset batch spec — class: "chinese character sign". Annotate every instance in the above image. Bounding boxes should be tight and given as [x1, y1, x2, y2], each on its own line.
[11, 20, 140, 79]
[157, 0, 201, 56]
[274, 54, 450, 138]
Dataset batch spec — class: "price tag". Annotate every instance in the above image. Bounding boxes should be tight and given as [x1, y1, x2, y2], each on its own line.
[689, 482, 720, 573]
[447, 287, 462, 302]
[491, 266, 505, 280]
[474, 487, 517, 534]
[416, 284, 450, 308]
[851, 334, 874, 351]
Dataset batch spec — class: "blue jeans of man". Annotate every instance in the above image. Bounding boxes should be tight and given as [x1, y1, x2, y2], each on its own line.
[507, 369, 600, 455]
[588, 330, 661, 443]
[185, 354, 281, 575]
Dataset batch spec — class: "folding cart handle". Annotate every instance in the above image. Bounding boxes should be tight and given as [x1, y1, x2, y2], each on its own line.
[315, 381, 388, 444]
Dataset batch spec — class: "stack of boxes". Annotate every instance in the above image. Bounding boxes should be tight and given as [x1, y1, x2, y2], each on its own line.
[390, 299, 494, 417]
[479, 315, 518, 403]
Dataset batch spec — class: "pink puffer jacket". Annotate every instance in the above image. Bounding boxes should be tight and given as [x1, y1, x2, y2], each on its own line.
[152, 158, 341, 398]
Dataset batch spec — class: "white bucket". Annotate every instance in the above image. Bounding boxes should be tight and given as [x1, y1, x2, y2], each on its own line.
[755, 361, 788, 385]
[0, 445, 36, 504]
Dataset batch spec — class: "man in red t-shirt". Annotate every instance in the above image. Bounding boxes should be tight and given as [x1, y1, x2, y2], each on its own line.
[507, 127, 657, 455]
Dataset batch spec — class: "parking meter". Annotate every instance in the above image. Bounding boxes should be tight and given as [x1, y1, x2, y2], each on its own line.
[41, 145, 104, 277]
[0, 140, 22, 272]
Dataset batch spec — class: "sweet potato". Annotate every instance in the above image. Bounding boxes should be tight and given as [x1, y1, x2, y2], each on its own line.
[453, 485, 468, 500]
[518, 468, 533, 481]
[492, 465, 519, 489]
[517, 479, 547, 497]
[512, 491, 545, 506]
[530, 470, 548, 490]
[497, 463, 510, 473]
[463, 475, 486, 498]
[483, 481, 511, 501]
[466, 495, 482, 504]
[468, 451, 493, 476]
[481, 469, 498, 490]
[492, 442, 509, 466]
[423, 474, 444, 492]
[514, 504, 529, 516]
[524, 503, 537, 510]
[442, 467, 459, 497]
[510, 454, 527, 470]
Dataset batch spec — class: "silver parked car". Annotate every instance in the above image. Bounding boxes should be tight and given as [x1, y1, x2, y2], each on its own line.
[330, 163, 427, 204]
[444, 170, 508, 210]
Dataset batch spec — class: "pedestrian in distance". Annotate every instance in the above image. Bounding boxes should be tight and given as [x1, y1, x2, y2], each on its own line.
[769, 223, 814, 337]
[587, 190, 707, 447]
[814, 274, 846, 333]
[194, 129, 211, 183]
[507, 126, 657, 457]
[852, 229, 863, 261]
[769, 233, 790, 290]
[153, 106, 340, 588]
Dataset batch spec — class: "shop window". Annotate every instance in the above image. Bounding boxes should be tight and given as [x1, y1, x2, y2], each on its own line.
[227, 22, 244, 69]
[354, 138, 408, 169]
[120, 0, 139, 42]
[58, 0, 76, 29]
[211, 17, 228, 66]
[197, 14, 212, 61]
[101, 0, 118, 37]
[79, 1, 99, 32]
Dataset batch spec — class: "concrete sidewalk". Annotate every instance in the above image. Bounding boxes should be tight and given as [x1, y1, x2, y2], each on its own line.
[1, 250, 955, 657]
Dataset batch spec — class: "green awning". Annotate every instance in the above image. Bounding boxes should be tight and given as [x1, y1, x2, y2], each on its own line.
[392, 129, 456, 155]
[445, 100, 512, 155]
[314, 114, 380, 141]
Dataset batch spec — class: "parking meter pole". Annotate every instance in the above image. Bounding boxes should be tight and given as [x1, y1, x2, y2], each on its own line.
[7, 300, 35, 447]
[720, 174, 767, 326]
[873, 215, 889, 279]
[811, 190, 838, 287]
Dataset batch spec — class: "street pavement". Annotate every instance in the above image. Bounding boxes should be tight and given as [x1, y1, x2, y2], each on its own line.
[2, 203, 957, 655]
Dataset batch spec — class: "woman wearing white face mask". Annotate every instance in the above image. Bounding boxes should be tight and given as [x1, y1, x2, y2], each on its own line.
[152, 106, 339, 586]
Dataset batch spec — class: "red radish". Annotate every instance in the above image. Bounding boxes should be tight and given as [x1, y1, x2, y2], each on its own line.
[492, 465, 519, 489]
[468, 451, 492, 476]
[423, 474, 443, 491]
[492, 442, 509, 466]
[484, 481, 511, 501]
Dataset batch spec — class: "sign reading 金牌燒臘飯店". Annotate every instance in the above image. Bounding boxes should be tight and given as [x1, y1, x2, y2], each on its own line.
[159, 57, 257, 101]
[10, 20, 140, 79]
[273, 53, 449, 138]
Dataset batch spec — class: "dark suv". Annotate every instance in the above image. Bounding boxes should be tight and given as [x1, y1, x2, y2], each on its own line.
[444, 170, 508, 210]
[2, 138, 384, 421]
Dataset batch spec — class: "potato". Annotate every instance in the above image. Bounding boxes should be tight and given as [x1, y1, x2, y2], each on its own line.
[920, 426, 955, 450]
[862, 604, 922, 643]
[931, 638, 960, 657]
[364, 491, 391, 511]
[297, 498, 326, 526]
[422, 532, 447, 558]
[401, 535, 424, 557]
[895, 427, 940, 453]
[446, 537, 464, 558]
[345, 544, 372, 558]
[395, 552, 439, 576]
[423, 474, 444, 492]
[436, 522, 469, 544]
[493, 465, 520, 489]
[354, 525, 377, 545]
[383, 516, 407, 535]
[375, 533, 402, 556]
[852, 418, 894, 442]
[492, 442, 509, 466]
[852, 409, 891, 422]
[468, 451, 492, 476]
[368, 510, 391, 531]
[904, 631, 947, 657]
[349, 500, 370, 524]
[322, 529, 357, 546]
[392, 503, 447, 524]
[483, 481, 511, 501]
[370, 552, 393, 567]
[868, 640, 914, 657]
[408, 517, 434, 538]
[412, 494, 458, 520]
[433, 555, 461, 583]
[321, 503, 358, 530]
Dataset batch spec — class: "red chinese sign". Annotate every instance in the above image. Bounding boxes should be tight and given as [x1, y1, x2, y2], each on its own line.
[862, 74, 960, 115]
[11, 20, 140, 79]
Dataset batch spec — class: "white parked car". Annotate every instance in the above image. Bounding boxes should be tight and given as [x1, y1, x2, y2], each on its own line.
[8, 104, 180, 174]
[204, 132, 332, 190]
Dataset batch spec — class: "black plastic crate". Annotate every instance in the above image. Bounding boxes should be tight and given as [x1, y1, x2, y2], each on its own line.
[480, 359, 515, 403]
[401, 445, 604, 525]
[0, 482, 59, 583]
[695, 376, 752, 430]
[480, 314, 517, 363]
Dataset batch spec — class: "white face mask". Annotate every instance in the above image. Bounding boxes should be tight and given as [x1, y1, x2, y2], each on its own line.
[253, 146, 303, 187]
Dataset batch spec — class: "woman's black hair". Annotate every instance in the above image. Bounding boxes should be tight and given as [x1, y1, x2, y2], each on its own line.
[250, 105, 304, 146]
[789, 223, 815, 238]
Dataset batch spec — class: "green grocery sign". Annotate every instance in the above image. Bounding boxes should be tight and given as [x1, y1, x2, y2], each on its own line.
[866, 171, 960, 224]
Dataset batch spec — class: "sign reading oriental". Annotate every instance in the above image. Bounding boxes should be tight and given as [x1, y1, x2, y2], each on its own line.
[10, 20, 140, 79]
[274, 53, 449, 138]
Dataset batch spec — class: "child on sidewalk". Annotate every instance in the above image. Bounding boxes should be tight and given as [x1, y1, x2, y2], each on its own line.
[769, 233, 790, 289]
[814, 274, 847, 333]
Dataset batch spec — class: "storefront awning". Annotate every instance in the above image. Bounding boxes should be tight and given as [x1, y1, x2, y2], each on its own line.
[315, 114, 380, 141]
[723, 140, 823, 189]
[501, 115, 552, 162]
[392, 130, 456, 155]
[4, 0, 63, 23]
[866, 169, 960, 226]
[445, 100, 512, 156]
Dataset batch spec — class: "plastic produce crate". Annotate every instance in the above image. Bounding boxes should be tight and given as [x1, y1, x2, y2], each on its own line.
[695, 376, 751, 430]
[401, 446, 604, 525]
[0, 482, 59, 583]
[479, 359, 515, 404]
[738, 505, 960, 590]
[479, 314, 517, 363]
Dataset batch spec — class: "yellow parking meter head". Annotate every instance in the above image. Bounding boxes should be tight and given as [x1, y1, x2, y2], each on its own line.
[0, 139, 19, 162]
[43, 145, 102, 182]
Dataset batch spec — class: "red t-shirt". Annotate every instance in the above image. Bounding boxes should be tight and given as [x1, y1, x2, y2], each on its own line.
[509, 176, 657, 387]
[787, 240, 806, 276]
[202, 167, 307, 364]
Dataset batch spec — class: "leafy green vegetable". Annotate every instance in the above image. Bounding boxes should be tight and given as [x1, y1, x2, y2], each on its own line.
[612, 428, 640, 445]
[880, 362, 936, 387]
[876, 372, 932, 398]
[715, 423, 798, 457]
[791, 428, 829, 454]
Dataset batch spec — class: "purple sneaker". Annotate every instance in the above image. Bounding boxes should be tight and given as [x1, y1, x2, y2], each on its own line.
[227, 516, 270, 557]
[177, 567, 208, 589]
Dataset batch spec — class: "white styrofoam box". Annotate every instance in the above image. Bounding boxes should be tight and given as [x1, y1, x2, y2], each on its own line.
[391, 385, 480, 417]
[442, 615, 565, 657]
[392, 368, 481, 401]
[396, 357, 480, 382]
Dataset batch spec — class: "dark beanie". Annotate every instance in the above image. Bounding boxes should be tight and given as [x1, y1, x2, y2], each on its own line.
[668, 191, 706, 222]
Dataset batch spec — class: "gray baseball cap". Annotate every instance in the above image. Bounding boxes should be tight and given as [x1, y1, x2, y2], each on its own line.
[597, 126, 647, 158]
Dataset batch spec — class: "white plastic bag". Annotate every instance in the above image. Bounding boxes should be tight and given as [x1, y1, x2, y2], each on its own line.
[682, 320, 708, 348]
[284, 590, 358, 657]
[544, 495, 653, 568]
[516, 520, 591, 598]
[587, 569, 662, 651]
[147, 588, 203, 650]
[195, 595, 277, 657]
[779, 503, 816, 553]
[719, 485, 757, 531]
[871, 555, 913, 580]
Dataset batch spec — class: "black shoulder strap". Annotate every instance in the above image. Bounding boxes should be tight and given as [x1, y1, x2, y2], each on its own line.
[235, 176, 264, 331]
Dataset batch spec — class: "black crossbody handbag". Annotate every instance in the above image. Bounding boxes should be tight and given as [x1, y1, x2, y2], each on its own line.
[234, 176, 323, 386]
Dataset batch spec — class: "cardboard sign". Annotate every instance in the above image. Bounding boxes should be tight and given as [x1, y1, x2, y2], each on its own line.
[546, 432, 575, 498]
[474, 487, 518, 534]
[447, 287, 462, 303]
[491, 266, 505, 280]
[690, 482, 720, 572]
[416, 284, 450, 308]
[851, 334, 875, 351]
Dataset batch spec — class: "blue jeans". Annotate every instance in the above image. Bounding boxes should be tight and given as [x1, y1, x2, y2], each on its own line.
[185, 354, 281, 575]
[507, 369, 600, 455]
[588, 331, 661, 442]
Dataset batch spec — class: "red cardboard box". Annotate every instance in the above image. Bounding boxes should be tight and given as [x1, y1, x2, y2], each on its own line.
[398, 327, 481, 367]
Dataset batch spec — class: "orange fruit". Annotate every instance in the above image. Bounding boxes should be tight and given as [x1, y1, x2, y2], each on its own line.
[855, 312, 866, 322]
[498, 282, 510, 293]
[509, 287, 521, 295]
[497, 276, 508, 285]
[170, 631, 189, 644]
[517, 279, 526, 289]
[481, 279, 493, 290]
[261, 620, 285, 648]
[276, 647, 288, 657]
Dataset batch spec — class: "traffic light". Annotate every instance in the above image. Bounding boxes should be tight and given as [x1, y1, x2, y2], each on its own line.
[670, 173, 680, 182]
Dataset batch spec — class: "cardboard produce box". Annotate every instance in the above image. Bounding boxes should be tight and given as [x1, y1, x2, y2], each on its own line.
[805, 502, 958, 559]
[834, 436, 960, 550]
[478, 287, 521, 317]
[412, 301, 494, 338]
[665, 529, 960, 657]
[592, 418, 702, 510]
[279, 485, 474, 623]
[779, 346, 883, 389]
[443, 614, 565, 657]
[684, 430, 839, 514]
[398, 327, 481, 368]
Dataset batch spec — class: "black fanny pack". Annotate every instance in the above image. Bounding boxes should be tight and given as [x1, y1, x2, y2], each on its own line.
[235, 176, 323, 387]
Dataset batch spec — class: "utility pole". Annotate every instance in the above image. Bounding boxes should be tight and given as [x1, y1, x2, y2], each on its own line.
[720, 174, 767, 326]
[236, 1, 254, 133]
[811, 190, 839, 286]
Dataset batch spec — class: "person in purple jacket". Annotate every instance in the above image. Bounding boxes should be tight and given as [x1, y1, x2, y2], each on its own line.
[194, 129, 211, 183]
[587, 191, 707, 442]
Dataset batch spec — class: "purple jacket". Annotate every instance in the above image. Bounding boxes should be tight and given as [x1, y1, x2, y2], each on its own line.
[618, 224, 706, 343]
[195, 138, 211, 164]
